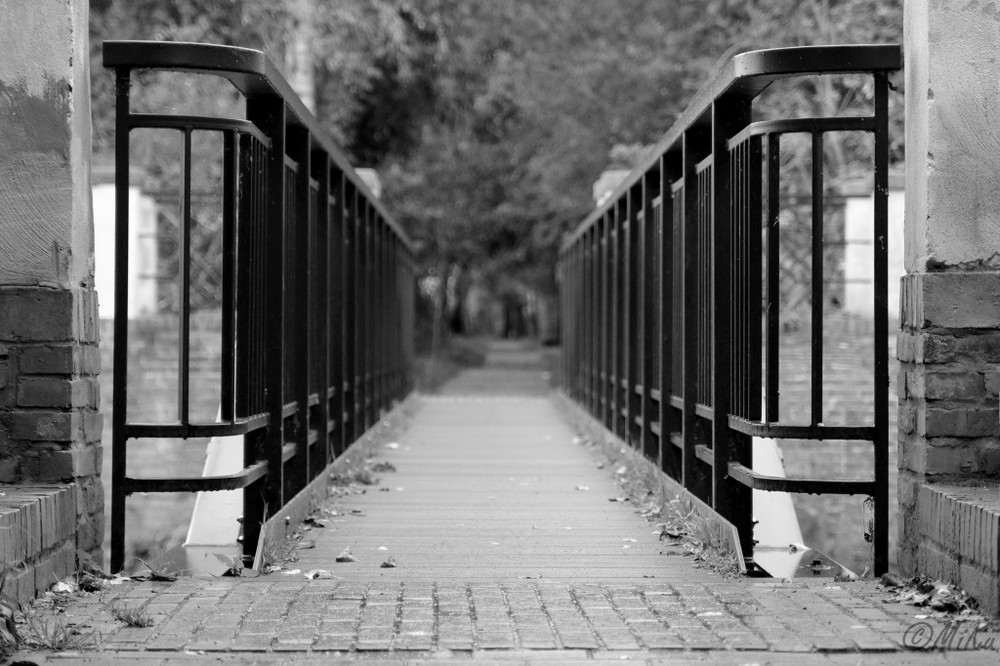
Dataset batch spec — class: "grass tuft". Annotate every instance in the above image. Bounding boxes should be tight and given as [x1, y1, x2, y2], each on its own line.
[22, 612, 98, 650]
[106, 599, 154, 628]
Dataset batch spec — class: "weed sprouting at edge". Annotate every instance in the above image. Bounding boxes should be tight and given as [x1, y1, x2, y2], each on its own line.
[21, 612, 99, 651]
[105, 598, 154, 628]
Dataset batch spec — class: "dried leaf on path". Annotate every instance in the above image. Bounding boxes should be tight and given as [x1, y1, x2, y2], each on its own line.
[304, 569, 337, 580]
[336, 547, 358, 563]
[380, 556, 397, 568]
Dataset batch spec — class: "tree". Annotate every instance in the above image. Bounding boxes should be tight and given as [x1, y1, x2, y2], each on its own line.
[90, 0, 904, 331]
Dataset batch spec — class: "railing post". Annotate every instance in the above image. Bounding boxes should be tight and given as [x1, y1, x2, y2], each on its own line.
[711, 94, 753, 560]
[626, 185, 642, 449]
[591, 225, 599, 416]
[329, 170, 347, 455]
[110, 67, 132, 574]
[681, 128, 705, 494]
[246, 93, 286, 555]
[287, 125, 311, 499]
[661, 152, 682, 480]
[343, 182, 356, 443]
[611, 203, 623, 438]
[872, 71, 890, 576]
[640, 170, 658, 463]
[313, 150, 331, 472]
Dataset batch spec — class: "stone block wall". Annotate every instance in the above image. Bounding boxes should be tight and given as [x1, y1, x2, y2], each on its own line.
[0, 287, 103, 601]
[0, 0, 102, 604]
[899, 0, 1000, 614]
[897, 272, 1000, 612]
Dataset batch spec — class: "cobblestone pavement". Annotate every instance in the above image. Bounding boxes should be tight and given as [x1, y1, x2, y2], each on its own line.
[8, 344, 1000, 664]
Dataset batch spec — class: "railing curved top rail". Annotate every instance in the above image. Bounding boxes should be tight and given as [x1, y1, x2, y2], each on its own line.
[104, 39, 413, 251]
[562, 43, 901, 250]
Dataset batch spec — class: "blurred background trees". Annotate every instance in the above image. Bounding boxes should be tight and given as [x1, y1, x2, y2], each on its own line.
[90, 0, 903, 344]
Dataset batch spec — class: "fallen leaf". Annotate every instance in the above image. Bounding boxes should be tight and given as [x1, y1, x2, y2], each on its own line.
[303, 517, 327, 528]
[279, 569, 302, 575]
[880, 572, 903, 588]
[336, 547, 358, 563]
[575, 485, 590, 491]
[304, 569, 337, 580]
[622, 538, 637, 543]
[51, 581, 76, 594]
[296, 540, 316, 550]
[380, 556, 397, 568]
[353, 469, 379, 485]
[385, 442, 400, 449]
[378, 546, 388, 551]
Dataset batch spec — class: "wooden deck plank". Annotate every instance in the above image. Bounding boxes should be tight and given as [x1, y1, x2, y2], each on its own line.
[296, 393, 682, 582]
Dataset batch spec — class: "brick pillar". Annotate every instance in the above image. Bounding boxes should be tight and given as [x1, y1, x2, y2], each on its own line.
[899, 2, 1000, 577]
[0, 0, 103, 563]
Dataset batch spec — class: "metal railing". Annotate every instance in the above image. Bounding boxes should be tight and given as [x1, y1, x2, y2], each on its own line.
[105, 41, 415, 572]
[558, 45, 901, 575]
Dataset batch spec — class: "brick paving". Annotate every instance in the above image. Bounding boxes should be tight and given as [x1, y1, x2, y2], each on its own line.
[8, 342, 1000, 663]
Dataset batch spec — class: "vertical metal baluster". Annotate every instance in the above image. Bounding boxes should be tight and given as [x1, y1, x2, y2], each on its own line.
[179, 128, 192, 425]
[221, 131, 236, 422]
[111, 67, 132, 574]
[748, 135, 763, 423]
[811, 131, 824, 426]
[873, 71, 890, 576]
[766, 133, 780, 423]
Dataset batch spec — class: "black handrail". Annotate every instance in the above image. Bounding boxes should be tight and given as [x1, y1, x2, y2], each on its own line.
[105, 40, 415, 572]
[558, 44, 901, 575]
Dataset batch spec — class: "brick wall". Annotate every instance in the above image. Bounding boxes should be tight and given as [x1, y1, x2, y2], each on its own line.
[897, 272, 1000, 611]
[0, 287, 103, 604]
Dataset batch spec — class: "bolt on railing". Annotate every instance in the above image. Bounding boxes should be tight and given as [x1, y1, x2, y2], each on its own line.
[104, 41, 415, 572]
[559, 45, 901, 575]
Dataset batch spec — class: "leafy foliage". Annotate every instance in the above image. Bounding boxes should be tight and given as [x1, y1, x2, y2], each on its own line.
[90, 0, 903, 322]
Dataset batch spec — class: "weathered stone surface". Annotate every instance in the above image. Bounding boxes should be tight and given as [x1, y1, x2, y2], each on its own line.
[902, 273, 1000, 329]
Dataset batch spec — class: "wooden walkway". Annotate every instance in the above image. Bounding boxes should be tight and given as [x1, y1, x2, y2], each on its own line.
[296, 391, 671, 582]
